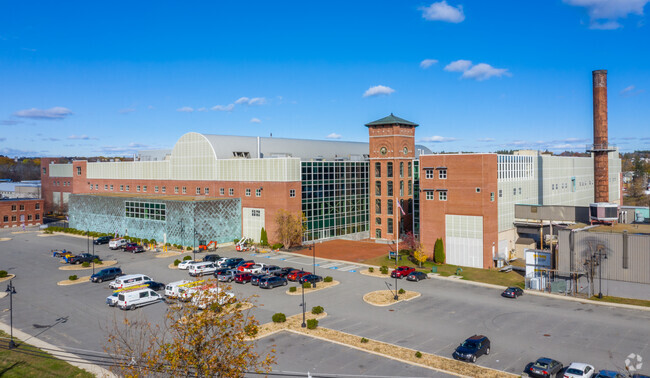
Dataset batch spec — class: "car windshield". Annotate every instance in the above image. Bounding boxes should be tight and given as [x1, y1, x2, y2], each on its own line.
[533, 361, 549, 369]
[567, 368, 584, 375]
[460, 341, 478, 349]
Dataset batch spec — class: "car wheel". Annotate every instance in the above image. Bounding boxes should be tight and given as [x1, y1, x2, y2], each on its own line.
[471, 355, 476, 363]
[283, 281, 288, 286]
[129, 305, 135, 311]
[97, 278, 103, 283]
[486, 347, 490, 355]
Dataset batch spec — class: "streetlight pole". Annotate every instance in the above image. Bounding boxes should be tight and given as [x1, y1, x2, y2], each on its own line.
[597, 250, 606, 299]
[92, 235, 95, 276]
[394, 241, 399, 301]
[87, 229, 89, 254]
[301, 275, 306, 328]
[5, 280, 16, 349]
[193, 227, 196, 262]
[309, 244, 317, 288]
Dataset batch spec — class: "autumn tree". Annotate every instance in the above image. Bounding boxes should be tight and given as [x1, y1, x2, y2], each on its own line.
[413, 243, 428, 267]
[106, 280, 275, 377]
[274, 209, 306, 248]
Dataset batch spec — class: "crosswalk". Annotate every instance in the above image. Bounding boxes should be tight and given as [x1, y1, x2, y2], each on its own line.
[248, 252, 360, 273]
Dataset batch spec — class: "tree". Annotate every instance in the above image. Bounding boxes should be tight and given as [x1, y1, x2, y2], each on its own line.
[274, 209, 305, 248]
[402, 231, 418, 252]
[106, 280, 275, 377]
[259, 227, 268, 246]
[413, 243, 428, 267]
[434, 238, 445, 264]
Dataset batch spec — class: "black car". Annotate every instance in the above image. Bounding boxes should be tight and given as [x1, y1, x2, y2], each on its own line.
[274, 267, 296, 277]
[90, 267, 123, 283]
[452, 335, 490, 363]
[143, 281, 165, 291]
[502, 287, 524, 298]
[299, 274, 323, 284]
[259, 276, 288, 289]
[406, 271, 428, 282]
[203, 254, 221, 263]
[526, 357, 563, 378]
[223, 258, 244, 269]
[67, 253, 101, 264]
[93, 236, 112, 245]
[250, 273, 268, 286]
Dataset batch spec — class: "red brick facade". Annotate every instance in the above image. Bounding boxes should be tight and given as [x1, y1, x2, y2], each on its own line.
[0, 198, 44, 228]
[40, 157, 73, 214]
[418, 154, 498, 269]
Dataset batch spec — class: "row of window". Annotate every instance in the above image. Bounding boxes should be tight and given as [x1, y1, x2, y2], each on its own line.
[374, 180, 412, 197]
[424, 191, 448, 201]
[374, 161, 413, 179]
[424, 168, 447, 180]
[87, 183, 297, 198]
[51, 180, 71, 187]
[7, 203, 41, 211]
[1, 214, 40, 222]
[375, 218, 395, 235]
[374, 198, 412, 215]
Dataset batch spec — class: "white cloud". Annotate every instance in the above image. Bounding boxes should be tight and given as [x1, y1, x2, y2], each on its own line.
[235, 97, 267, 106]
[477, 137, 495, 142]
[235, 97, 250, 105]
[176, 106, 194, 112]
[363, 85, 395, 98]
[147, 105, 155, 110]
[14, 107, 73, 120]
[620, 85, 645, 97]
[419, 1, 465, 23]
[563, 0, 650, 29]
[444, 59, 472, 72]
[119, 108, 136, 114]
[0, 120, 23, 126]
[418, 135, 458, 143]
[197, 107, 208, 112]
[68, 135, 93, 140]
[211, 104, 235, 111]
[462, 63, 510, 81]
[420, 59, 439, 69]
[326, 133, 342, 139]
[250, 117, 262, 123]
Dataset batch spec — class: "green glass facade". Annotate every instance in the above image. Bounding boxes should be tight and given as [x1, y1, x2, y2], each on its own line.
[301, 161, 369, 241]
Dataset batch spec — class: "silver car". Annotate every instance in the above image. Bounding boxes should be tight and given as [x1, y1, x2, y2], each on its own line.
[216, 269, 237, 282]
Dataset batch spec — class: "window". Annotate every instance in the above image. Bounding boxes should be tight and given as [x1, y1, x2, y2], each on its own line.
[408, 162, 412, 177]
[251, 209, 261, 217]
[290, 189, 296, 198]
[110, 184, 114, 191]
[196, 187, 201, 195]
[490, 192, 495, 201]
[162, 186, 166, 193]
[387, 162, 393, 178]
[105, 184, 109, 190]
[387, 181, 393, 197]
[439, 169, 447, 179]
[439, 191, 447, 201]
[182, 186, 187, 194]
[90, 184, 93, 190]
[375, 199, 381, 214]
[375, 181, 381, 196]
[3, 216, 7, 222]
[125, 185, 129, 191]
[19, 205, 25, 211]
[35, 203, 40, 210]
[256, 189, 261, 197]
[155, 186, 159, 193]
[425, 169, 434, 179]
[408, 180, 412, 195]
[120, 185, 124, 191]
[27, 214, 32, 221]
[387, 199, 393, 215]
[426, 191, 434, 200]
[11, 215, 16, 222]
[513, 188, 516, 195]
[42, 167, 46, 175]
[387, 218, 393, 234]
[400, 181, 404, 196]
[376, 229, 382, 239]
[205, 187, 209, 195]
[220, 188, 225, 195]
[375, 162, 381, 178]
[518, 187, 521, 195]
[498, 189, 502, 198]
[246, 188, 251, 196]
[11, 205, 16, 211]
[77, 167, 81, 176]
[136, 185, 141, 192]
[175, 186, 179, 194]
[229, 188, 234, 196]
[375, 217, 381, 225]
[400, 162, 404, 178]
[35, 214, 40, 220]
[125, 201, 166, 221]
[144, 185, 148, 192]
[476, 187, 481, 193]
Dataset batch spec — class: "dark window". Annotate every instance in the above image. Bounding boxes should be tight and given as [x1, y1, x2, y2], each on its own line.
[76, 167, 81, 176]
[387, 162, 393, 178]
[375, 181, 381, 196]
[387, 218, 393, 234]
[375, 162, 381, 178]
[387, 181, 393, 197]
[400, 162, 404, 178]
[387, 199, 393, 215]
[408, 162, 412, 177]
[375, 199, 381, 214]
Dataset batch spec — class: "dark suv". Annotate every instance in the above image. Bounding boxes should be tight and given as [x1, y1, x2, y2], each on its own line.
[203, 254, 221, 263]
[453, 335, 490, 363]
[90, 267, 123, 283]
[67, 253, 101, 265]
[223, 258, 244, 269]
[93, 236, 112, 245]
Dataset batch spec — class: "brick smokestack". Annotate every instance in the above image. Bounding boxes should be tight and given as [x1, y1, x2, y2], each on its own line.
[592, 69, 609, 203]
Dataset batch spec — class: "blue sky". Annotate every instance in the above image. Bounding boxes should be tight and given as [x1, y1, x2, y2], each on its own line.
[1, 0, 649, 157]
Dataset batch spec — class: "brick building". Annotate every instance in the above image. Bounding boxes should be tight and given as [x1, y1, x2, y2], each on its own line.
[0, 198, 44, 228]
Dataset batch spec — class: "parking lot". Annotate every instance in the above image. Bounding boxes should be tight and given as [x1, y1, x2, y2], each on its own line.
[1, 227, 649, 376]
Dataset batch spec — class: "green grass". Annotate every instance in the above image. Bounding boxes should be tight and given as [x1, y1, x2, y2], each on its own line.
[361, 254, 525, 289]
[589, 295, 650, 307]
[0, 331, 94, 378]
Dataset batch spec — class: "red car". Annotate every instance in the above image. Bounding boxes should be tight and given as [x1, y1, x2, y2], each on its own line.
[287, 270, 311, 282]
[123, 243, 145, 253]
[391, 266, 416, 278]
[237, 262, 255, 272]
[234, 272, 252, 284]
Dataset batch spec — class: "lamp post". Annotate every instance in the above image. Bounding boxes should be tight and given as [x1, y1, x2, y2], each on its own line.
[87, 229, 90, 254]
[193, 228, 197, 262]
[5, 280, 16, 349]
[301, 270, 306, 328]
[308, 243, 317, 288]
[596, 250, 607, 299]
[92, 235, 95, 276]
[394, 241, 399, 301]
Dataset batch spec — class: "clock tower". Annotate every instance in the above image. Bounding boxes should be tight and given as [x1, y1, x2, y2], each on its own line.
[365, 114, 418, 241]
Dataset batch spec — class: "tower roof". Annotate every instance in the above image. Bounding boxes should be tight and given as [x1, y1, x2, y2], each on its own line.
[365, 113, 418, 127]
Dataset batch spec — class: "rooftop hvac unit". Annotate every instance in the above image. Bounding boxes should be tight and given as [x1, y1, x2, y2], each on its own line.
[589, 202, 618, 223]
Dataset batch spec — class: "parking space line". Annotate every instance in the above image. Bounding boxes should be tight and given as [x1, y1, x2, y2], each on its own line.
[338, 265, 358, 272]
[320, 262, 342, 269]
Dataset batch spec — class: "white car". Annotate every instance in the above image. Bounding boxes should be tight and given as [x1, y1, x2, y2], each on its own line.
[106, 293, 119, 306]
[178, 260, 197, 270]
[109, 238, 128, 250]
[215, 257, 229, 267]
[564, 362, 596, 378]
[247, 263, 267, 274]
[188, 262, 217, 277]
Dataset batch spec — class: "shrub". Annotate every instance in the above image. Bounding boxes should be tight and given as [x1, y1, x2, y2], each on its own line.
[415, 351, 422, 358]
[398, 288, 406, 294]
[234, 239, 240, 244]
[186, 246, 193, 251]
[165, 242, 171, 247]
[68, 275, 78, 281]
[93, 258, 102, 265]
[271, 243, 283, 250]
[311, 306, 324, 314]
[183, 255, 192, 261]
[380, 266, 389, 275]
[434, 238, 445, 264]
[368, 267, 374, 273]
[306, 319, 318, 329]
[360, 337, 369, 343]
[244, 323, 258, 337]
[272, 313, 286, 323]
[260, 227, 269, 246]
[82, 262, 90, 267]
[323, 276, 333, 283]
[0, 270, 7, 278]
[174, 259, 181, 266]
[289, 287, 297, 293]
[302, 282, 312, 289]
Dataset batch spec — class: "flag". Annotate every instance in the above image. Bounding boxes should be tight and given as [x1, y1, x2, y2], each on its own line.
[396, 200, 406, 215]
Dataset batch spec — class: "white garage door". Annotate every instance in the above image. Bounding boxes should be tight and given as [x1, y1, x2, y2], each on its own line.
[445, 215, 483, 268]
[242, 207, 265, 242]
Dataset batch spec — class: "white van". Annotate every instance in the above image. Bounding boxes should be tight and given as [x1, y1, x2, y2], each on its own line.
[188, 262, 217, 277]
[109, 238, 128, 250]
[191, 287, 235, 310]
[164, 280, 192, 298]
[109, 274, 152, 290]
[117, 288, 161, 310]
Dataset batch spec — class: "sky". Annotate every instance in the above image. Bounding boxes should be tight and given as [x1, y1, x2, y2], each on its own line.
[1, 0, 649, 157]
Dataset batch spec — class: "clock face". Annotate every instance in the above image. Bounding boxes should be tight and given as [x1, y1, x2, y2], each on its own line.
[380, 147, 387, 155]
[403, 147, 408, 155]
